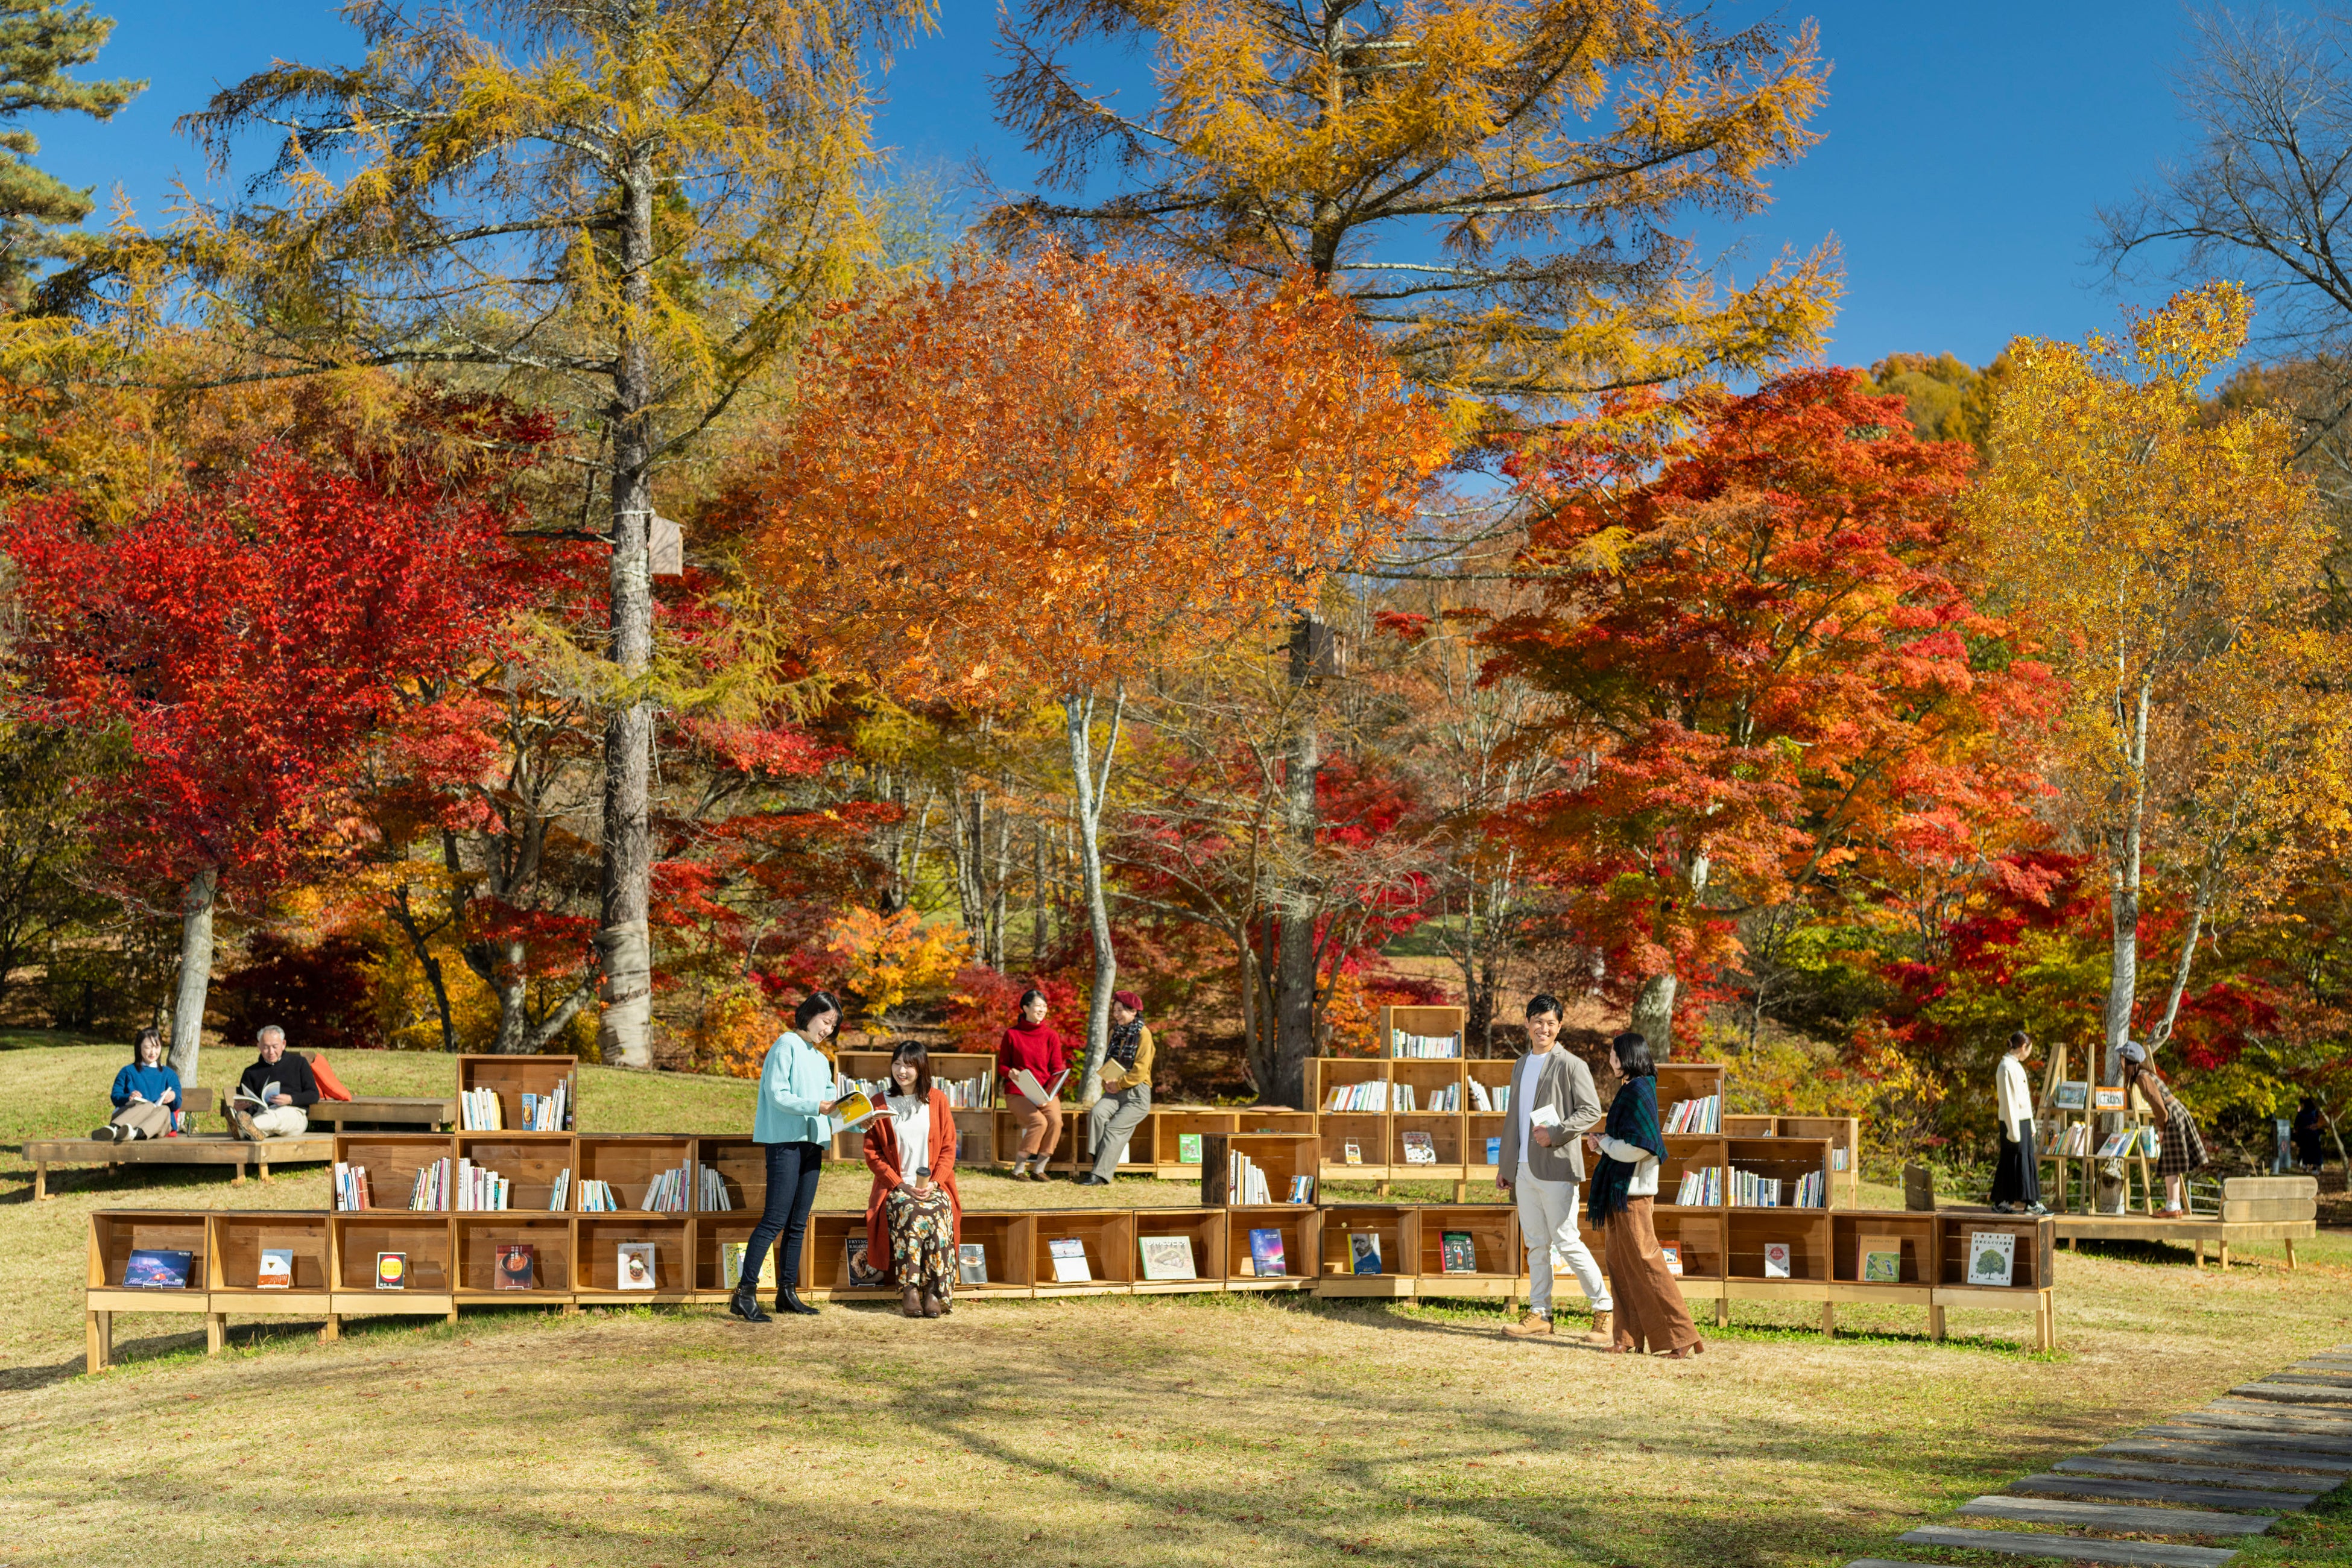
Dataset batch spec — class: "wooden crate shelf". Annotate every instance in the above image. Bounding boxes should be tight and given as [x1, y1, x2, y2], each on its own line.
[807, 1212, 892, 1299]
[1380, 1004, 1467, 1060]
[87, 1210, 210, 1309]
[209, 1212, 332, 1301]
[694, 1137, 766, 1215]
[1131, 1209, 1226, 1293]
[573, 1136, 694, 1213]
[453, 1215, 573, 1301]
[331, 1133, 457, 1213]
[1414, 1204, 1519, 1297]
[575, 1214, 692, 1301]
[330, 1212, 455, 1311]
[1201, 1132, 1320, 1206]
[1317, 1204, 1418, 1295]
[955, 1212, 1037, 1295]
[1224, 1206, 1320, 1291]
[455, 1054, 577, 1132]
[1032, 1210, 1134, 1296]
[455, 1134, 573, 1213]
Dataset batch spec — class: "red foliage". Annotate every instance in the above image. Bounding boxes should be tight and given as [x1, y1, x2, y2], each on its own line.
[943, 964, 1086, 1055]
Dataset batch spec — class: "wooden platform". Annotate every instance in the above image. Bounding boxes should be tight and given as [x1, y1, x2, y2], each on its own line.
[302, 1097, 457, 1131]
[2053, 1212, 2316, 1268]
[27, 1134, 335, 1199]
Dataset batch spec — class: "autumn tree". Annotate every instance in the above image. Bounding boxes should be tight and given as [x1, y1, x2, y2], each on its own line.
[989, 0, 1838, 1061]
[1973, 283, 2352, 1187]
[746, 251, 1447, 1102]
[2, 444, 531, 1082]
[40, 0, 931, 1067]
[0, 1, 141, 309]
[1482, 368, 2050, 1051]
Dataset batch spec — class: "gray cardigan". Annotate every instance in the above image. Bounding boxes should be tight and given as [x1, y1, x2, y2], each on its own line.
[1496, 1047, 1604, 1183]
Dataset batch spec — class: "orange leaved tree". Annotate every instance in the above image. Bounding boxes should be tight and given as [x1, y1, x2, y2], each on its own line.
[745, 251, 1449, 1093]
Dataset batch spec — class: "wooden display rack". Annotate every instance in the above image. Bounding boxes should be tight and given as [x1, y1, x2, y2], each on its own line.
[455, 1054, 577, 1131]
[830, 1050, 996, 1159]
[1199, 1132, 1320, 1206]
[1379, 1004, 1468, 1059]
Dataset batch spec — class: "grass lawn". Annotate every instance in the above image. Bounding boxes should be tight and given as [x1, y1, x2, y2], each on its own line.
[4, 1033, 2350, 1567]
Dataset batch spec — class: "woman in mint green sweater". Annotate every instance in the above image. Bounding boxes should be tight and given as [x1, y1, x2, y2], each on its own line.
[730, 991, 841, 1323]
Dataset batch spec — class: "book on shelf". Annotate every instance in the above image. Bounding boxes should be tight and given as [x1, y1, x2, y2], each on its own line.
[257, 1248, 294, 1289]
[2139, 1126, 2163, 1157]
[2091, 1086, 2127, 1112]
[495, 1244, 536, 1291]
[550, 1168, 571, 1211]
[956, 1243, 988, 1286]
[122, 1248, 194, 1289]
[1048, 1237, 1092, 1283]
[1139, 1235, 1198, 1282]
[637, 1163, 692, 1213]
[334, 1161, 373, 1212]
[1248, 1227, 1287, 1278]
[577, 1178, 621, 1212]
[844, 1235, 887, 1289]
[2093, 1131, 2129, 1159]
[719, 1241, 777, 1291]
[376, 1251, 407, 1290]
[1858, 1235, 1903, 1283]
[1008, 1069, 1069, 1109]
[459, 1086, 504, 1131]
[1967, 1230, 2017, 1287]
[1663, 1095, 1721, 1134]
[1660, 1242, 1683, 1277]
[1390, 1029, 1459, 1058]
[1400, 1131, 1438, 1166]
[1762, 1241, 1791, 1279]
[2052, 1081, 2091, 1111]
[1674, 1166, 1724, 1206]
[1485, 1136, 1502, 1166]
[616, 1242, 657, 1291]
[1342, 1141, 1363, 1166]
[1831, 1148, 1849, 1172]
[1225, 1149, 1273, 1204]
[1285, 1174, 1315, 1204]
[1466, 1076, 1493, 1112]
[697, 1163, 730, 1211]
[1178, 1132, 1203, 1165]
[1348, 1232, 1382, 1276]
[1439, 1231, 1477, 1274]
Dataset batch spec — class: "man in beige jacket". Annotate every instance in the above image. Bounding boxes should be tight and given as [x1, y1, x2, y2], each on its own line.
[1497, 993, 1611, 1341]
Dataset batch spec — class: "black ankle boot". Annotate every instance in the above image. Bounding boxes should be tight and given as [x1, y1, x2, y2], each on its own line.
[778, 1287, 820, 1317]
[727, 1285, 773, 1324]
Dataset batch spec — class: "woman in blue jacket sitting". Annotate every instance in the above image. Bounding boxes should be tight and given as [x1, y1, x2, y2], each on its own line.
[96, 1028, 181, 1142]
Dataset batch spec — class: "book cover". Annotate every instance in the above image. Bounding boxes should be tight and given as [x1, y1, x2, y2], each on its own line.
[495, 1244, 536, 1291]
[1009, 1068, 1069, 1108]
[256, 1248, 294, 1289]
[1349, 1232, 1382, 1276]
[1248, 1227, 1286, 1277]
[616, 1242, 657, 1291]
[2052, 1081, 2091, 1111]
[1830, 1148, 1849, 1172]
[2140, 1126, 2164, 1157]
[1660, 1242, 1683, 1277]
[1439, 1231, 1476, 1274]
[376, 1251, 407, 1290]
[1967, 1230, 2017, 1287]
[1342, 1141, 1362, 1166]
[828, 1090, 888, 1130]
[122, 1248, 193, 1289]
[2091, 1086, 2127, 1111]
[1859, 1236, 1904, 1283]
[1178, 1132, 1203, 1165]
[1401, 1131, 1437, 1165]
[956, 1243, 989, 1286]
[1048, 1237, 1092, 1283]
[1485, 1136, 1502, 1166]
[1762, 1242, 1792, 1279]
[1138, 1235, 1197, 1282]
[2094, 1131, 2128, 1159]
[719, 1241, 777, 1291]
[1286, 1174, 1315, 1204]
[844, 1235, 887, 1288]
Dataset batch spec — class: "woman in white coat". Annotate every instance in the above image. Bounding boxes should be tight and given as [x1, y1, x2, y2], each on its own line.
[1990, 1031, 2046, 1215]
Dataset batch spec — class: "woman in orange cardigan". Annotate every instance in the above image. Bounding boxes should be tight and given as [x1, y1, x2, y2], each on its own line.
[864, 1042, 963, 1318]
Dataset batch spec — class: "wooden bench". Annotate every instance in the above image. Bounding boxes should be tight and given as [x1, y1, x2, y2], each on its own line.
[300, 1096, 457, 1131]
[27, 1089, 337, 1201]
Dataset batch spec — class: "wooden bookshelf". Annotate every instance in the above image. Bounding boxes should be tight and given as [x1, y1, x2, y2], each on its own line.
[573, 1135, 693, 1213]
[1832, 1212, 1936, 1288]
[1391, 1112, 1464, 1179]
[1318, 1204, 1418, 1296]
[454, 1054, 577, 1131]
[456, 1134, 572, 1212]
[1650, 1209, 1727, 1283]
[693, 1214, 762, 1298]
[1414, 1204, 1520, 1298]
[953, 1212, 1037, 1296]
[87, 1210, 209, 1304]
[694, 1137, 767, 1214]
[209, 1212, 332, 1297]
[575, 1214, 692, 1302]
[454, 1214, 573, 1301]
[330, 1212, 455, 1317]
[1153, 1110, 1236, 1175]
[1200, 1132, 1320, 1206]
[1379, 1004, 1467, 1059]
[1317, 1113, 1388, 1180]
[1032, 1210, 1134, 1297]
[332, 1133, 457, 1212]
[1133, 1208, 1227, 1293]
[1223, 1206, 1320, 1291]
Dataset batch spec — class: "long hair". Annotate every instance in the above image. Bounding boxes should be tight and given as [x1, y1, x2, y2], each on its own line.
[888, 1040, 932, 1099]
[131, 1026, 162, 1066]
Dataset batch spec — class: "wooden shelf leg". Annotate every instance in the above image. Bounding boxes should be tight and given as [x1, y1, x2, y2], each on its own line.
[2044, 1291, 2058, 1351]
[258, 1155, 273, 1182]
[445, 1307, 459, 1326]
[1375, 1181, 1390, 1197]
[85, 1310, 110, 1373]
[205, 1313, 225, 1355]
[2218, 1241, 2231, 1269]
[1929, 1304, 1947, 1342]
[230, 1154, 247, 1187]
[2192, 1239, 2202, 1268]
[2285, 1237, 2298, 1271]
[320, 1314, 341, 1344]
[1821, 1301, 1835, 1339]
[1452, 1180, 1467, 1202]
[33, 1162, 46, 1201]
[1713, 1296, 1729, 1329]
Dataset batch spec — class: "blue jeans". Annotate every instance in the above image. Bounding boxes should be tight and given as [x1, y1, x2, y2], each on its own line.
[740, 1140, 823, 1296]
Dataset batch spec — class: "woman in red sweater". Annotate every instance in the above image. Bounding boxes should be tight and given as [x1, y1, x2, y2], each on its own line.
[864, 1042, 963, 1318]
[998, 988, 1072, 1180]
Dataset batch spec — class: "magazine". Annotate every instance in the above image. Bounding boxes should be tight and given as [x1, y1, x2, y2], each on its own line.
[1439, 1231, 1476, 1274]
[1400, 1131, 1437, 1165]
[495, 1244, 536, 1291]
[1659, 1242, 1683, 1277]
[256, 1248, 294, 1289]
[1342, 1141, 1362, 1166]
[1247, 1228, 1287, 1278]
[616, 1242, 657, 1291]
[1178, 1133, 1203, 1165]
[719, 1241, 777, 1292]
[1763, 1242, 1792, 1280]
[122, 1248, 194, 1289]
[376, 1251, 408, 1290]
[956, 1243, 989, 1286]
[827, 1090, 887, 1130]
[844, 1235, 887, 1288]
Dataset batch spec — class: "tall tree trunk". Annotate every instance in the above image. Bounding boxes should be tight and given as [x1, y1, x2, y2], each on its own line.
[1030, 824, 1048, 970]
[1067, 688, 1126, 1102]
[166, 864, 219, 1081]
[596, 133, 658, 1070]
[1628, 852, 1709, 1054]
[1272, 615, 1329, 1107]
[2098, 675, 2154, 1213]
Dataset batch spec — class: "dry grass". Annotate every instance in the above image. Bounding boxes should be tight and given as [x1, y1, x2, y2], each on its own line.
[5, 1035, 2351, 1566]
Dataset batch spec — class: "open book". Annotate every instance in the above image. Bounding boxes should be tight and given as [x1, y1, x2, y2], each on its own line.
[1008, 1068, 1069, 1109]
[232, 1081, 281, 1109]
[828, 1090, 887, 1129]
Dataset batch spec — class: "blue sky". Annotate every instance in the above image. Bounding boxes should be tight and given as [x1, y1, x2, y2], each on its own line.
[39, 1, 2199, 369]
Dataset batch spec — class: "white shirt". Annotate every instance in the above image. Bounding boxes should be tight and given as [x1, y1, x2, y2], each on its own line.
[1513, 1052, 1544, 1166]
[885, 1091, 931, 1177]
[1996, 1055, 2034, 1139]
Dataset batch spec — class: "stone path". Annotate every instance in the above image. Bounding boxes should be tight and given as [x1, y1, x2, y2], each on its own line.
[1844, 1345, 2350, 1566]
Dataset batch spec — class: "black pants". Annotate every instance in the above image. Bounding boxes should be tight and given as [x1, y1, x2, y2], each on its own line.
[740, 1140, 824, 1296]
[1991, 1119, 2040, 1208]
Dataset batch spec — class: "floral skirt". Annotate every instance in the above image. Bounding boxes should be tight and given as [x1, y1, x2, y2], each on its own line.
[884, 1184, 955, 1301]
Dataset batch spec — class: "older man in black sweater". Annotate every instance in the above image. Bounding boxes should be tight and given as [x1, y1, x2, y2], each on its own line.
[230, 1026, 320, 1140]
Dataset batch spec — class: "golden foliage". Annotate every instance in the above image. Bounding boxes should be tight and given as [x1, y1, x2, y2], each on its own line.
[824, 906, 967, 1035]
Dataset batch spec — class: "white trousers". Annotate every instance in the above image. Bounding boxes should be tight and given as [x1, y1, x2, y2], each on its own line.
[1516, 1163, 1610, 1315]
[250, 1106, 309, 1138]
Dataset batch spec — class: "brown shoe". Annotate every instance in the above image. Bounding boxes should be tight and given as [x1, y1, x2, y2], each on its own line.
[1502, 1312, 1555, 1340]
[901, 1287, 924, 1318]
[1582, 1310, 1614, 1344]
[1009, 1163, 1034, 1181]
[921, 1292, 944, 1319]
[230, 1108, 259, 1142]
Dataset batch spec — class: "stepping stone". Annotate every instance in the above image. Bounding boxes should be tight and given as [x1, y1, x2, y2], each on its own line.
[2199, 1402, 2352, 1433]
[2175, 1409, 2352, 1443]
[1956, 1494, 2275, 1535]
[2137, 1424, 2352, 1459]
[2228, 1382, 2352, 1406]
[1895, 1525, 2240, 1566]
[2009, 1474, 2303, 1511]
[2265, 1371, 2352, 1386]
[2058, 1456, 2335, 1491]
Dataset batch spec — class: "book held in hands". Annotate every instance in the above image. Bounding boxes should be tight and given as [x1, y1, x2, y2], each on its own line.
[1008, 1068, 1070, 1109]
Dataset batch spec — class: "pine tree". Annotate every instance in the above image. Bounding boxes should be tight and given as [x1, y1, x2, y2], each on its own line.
[0, 1, 139, 309]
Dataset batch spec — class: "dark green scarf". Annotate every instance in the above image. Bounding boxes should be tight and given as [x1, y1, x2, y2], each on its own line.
[1588, 1073, 1667, 1225]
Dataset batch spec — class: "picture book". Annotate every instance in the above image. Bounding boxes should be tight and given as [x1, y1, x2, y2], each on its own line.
[256, 1248, 294, 1289]
[1485, 1137, 1502, 1166]
[2094, 1131, 2130, 1159]
[827, 1090, 885, 1130]
[956, 1243, 989, 1286]
[1859, 1235, 1904, 1283]
[2052, 1081, 2091, 1111]
[1349, 1232, 1382, 1276]
[1342, 1141, 1363, 1166]
[1286, 1175, 1315, 1204]
[1966, 1230, 2017, 1288]
[1763, 1242, 1792, 1279]
[376, 1251, 408, 1290]
[844, 1235, 887, 1289]
[122, 1248, 193, 1290]
[2092, 1086, 2127, 1112]
[719, 1241, 777, 1291]
[1830, 1148, 1849, 1172]
[1139, 1235, 1198, 1282]
[2139, 1126, 2164, 1157]
[1009, 1068, 1070, 1109]
[1439, 1231, 1476, 1274]
[1400, 1131, 1437, 1165]
[616, 1242, 657, 1291]
[230, 1080, 281, 1110]
[1178, 1133, 1203, 1165]
[1659, 1242, 1683, 1277]
[495, 1244, 536, 1291]
[1048, 1237, 1092, 1283]
[1248, 1227, 1287, 1278]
